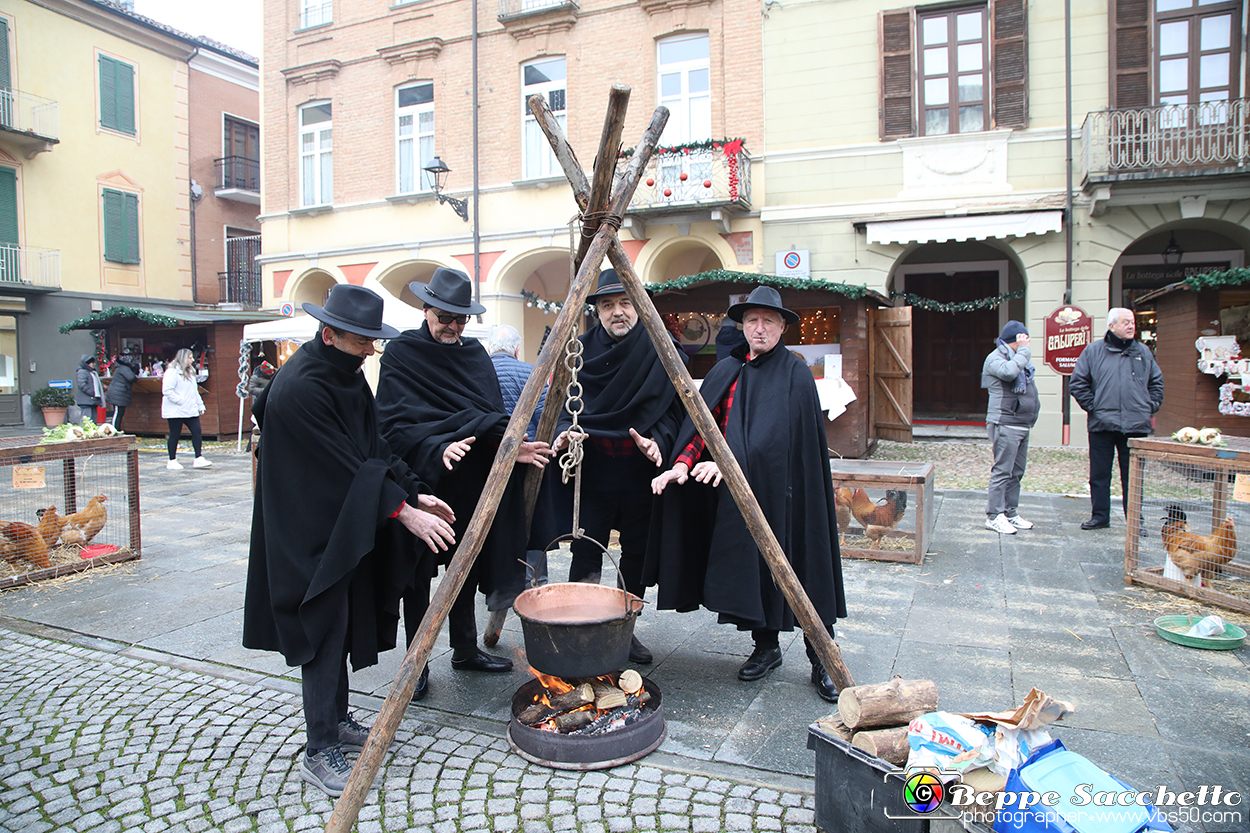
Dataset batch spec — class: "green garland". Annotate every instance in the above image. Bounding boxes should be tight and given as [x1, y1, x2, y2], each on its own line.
[1182, 267, 1250, 292]
[618, 137, 746, 159]
[888, 289, 1024, 313]
[649, 270, 871, 298]
[59, 305, 181, 334]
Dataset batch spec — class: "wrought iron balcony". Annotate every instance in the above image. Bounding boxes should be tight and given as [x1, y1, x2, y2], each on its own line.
[618, 144, 751, 216]
[299, 1, 332, 29]
[498, 0, 577, 20]
[214, 156, 260, 204]
[1083, 99, 1250, 183]
[0, 89, 59, 156]
[0, 245, 60, 291]
[218, 269, 262, 308]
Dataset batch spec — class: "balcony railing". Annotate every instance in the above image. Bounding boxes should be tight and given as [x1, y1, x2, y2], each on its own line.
[0, 245, 60, 290]
[218, 269, 262, 307]
[1083, 99, 1250, 182]
[0, 89, 60, 148]
[299, 1, 332, 28]
[618, 146, 751, 213]
[498, 0, 576, 19]
[215, 156, 260, 203]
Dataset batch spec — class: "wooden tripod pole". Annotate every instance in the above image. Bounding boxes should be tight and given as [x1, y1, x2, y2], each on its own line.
[325, 100, 670, 833]
[606, 245, 855, 691]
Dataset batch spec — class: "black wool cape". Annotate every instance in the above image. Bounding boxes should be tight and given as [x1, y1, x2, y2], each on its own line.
[644, 341, 847, 631]
[375, 323, 531, 611]
[243, 336, 427, 670]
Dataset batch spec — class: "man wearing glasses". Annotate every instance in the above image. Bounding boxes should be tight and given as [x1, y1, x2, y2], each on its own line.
[377, 267, 552, 689]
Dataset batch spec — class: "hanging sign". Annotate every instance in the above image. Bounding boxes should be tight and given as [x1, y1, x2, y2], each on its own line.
[13, 465, 45, 489]
[775, 249, 810, 279]
[1043, 304, 1094, 376]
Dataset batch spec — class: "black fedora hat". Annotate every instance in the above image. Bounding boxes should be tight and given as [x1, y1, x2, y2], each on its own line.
[586, 269, 652, 305]
[410, 267, 486, 316]
[727, 285, 799, 325]
[302, 284, 400, 340]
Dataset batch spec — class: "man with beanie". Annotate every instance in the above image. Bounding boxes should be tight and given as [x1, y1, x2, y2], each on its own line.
[1070, 308, 1164, 530]
[982, 321, 1040, 535]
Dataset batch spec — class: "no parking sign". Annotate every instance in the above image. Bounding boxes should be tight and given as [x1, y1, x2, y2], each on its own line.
[280, 303, 294, 316]
[775, 249, 810, 279]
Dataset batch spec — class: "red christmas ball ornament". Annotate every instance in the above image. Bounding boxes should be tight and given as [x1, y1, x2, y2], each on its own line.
[679, 172, 688, 181]
[703, 179, 712, 188]
[663, 188, 672, 197]
[646, 178, 655, 187]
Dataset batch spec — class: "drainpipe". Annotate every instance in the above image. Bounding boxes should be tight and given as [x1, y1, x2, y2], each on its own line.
[472, 0, 482, 319]
[1062, 0, 1073, 445]
[190, 179, 203, 303]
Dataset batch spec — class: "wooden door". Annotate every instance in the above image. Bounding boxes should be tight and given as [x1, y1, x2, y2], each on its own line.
[908, 272, 997, 417]
[871, 305, 913, 442]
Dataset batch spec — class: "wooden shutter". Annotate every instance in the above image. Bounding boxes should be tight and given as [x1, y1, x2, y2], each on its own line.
[124, 192, 139, 263]
[1110, 0, 1150, 108]
[880, 8, 915, 140]
[99, 55, 135, 134]
[99, 56, 117, 131]
[870, 306, 913, 443]
[102, 189, 124, 262]
[992, 0, 1028, 129]
[0, 168, 18, 247]
[0, 19, 11, 91]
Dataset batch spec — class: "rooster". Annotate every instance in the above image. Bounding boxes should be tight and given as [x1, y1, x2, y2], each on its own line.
[0, 522, 51, 570]
[60, 495, 108, 547]
[848, 488, 908, 548]
[834, 488, 854, 544]
[1161, 504, 1237, 584]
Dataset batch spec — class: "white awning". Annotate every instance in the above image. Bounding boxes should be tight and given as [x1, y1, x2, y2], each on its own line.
[865, 211, 1063, 245]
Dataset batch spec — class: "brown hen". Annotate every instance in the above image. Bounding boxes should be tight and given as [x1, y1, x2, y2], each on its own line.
[849, 488, 908, 548]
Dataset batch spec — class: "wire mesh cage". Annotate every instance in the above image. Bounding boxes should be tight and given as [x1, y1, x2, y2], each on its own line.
[0, 435, 141, 590]
[830, 460, 935, 565]
[1126, 437, 1250, 614]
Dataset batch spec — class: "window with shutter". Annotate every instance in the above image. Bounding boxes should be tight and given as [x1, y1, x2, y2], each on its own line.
[99, 55, 136, 136]
[0, 168, 17, 248]
[1111, 0, 1151, 108]
[880, 9, 916, 139]
[993, 0, 1028, 128]
[103, 188, 139, 264]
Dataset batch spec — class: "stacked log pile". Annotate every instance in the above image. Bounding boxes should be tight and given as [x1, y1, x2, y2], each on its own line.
[822, 676, 938, 766]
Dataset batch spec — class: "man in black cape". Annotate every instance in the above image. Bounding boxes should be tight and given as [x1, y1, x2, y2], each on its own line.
[648, 285, 846, 703]
[550, 268, 687, 665]
[376, 267, 552, 680]
[243, 284, 457, 797]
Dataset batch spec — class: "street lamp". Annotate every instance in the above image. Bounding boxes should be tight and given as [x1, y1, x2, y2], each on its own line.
[1161, 232, 1183, 267]
[423, 156, 469, 222]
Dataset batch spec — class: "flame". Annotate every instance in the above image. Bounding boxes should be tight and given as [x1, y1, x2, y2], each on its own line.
[521, 668, 638, 733]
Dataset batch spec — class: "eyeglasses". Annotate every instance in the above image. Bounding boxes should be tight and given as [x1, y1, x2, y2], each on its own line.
[434, 312, 469, 325]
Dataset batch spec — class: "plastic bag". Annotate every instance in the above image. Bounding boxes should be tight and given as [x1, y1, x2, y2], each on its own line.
[1184, 615, 1226, 637]
[906, 711, 994, 775]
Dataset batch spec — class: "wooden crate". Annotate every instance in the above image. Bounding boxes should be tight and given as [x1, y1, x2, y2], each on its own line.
[1126, 436, 1250, 614]
[829, 459, 934, 565]
[0, 434, 141, 589]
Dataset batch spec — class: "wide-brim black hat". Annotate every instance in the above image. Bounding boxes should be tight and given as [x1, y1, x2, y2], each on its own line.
[586, 268, 652, 305]
[410, 266, 486, 316]
[302, 284, 400, 340]
[727, 285, 799, 325]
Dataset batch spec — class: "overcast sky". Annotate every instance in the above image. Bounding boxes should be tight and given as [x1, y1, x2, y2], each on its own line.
[132, 0, 263, 59]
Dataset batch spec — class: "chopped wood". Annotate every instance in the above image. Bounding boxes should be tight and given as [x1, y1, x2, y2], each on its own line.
[814, 712, 854, 743]
[595, 689, 628, 710]
[550, 684, 595, 713]
[554, 710, 594, 732]
[839, 677, 938, 730]
[518, 703, 555, 725]
[852, 726, 910, 766]
[618, 669, 642, 694]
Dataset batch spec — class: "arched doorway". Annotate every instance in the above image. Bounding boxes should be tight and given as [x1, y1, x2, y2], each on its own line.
[893, 241, 1027, 421]
[497, 249, 575, 362]
[289, 269, 338, 309]
[376, 261, 444, 310]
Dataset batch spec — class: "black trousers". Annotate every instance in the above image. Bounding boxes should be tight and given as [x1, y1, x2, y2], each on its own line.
[1088, 430, 1143, 523]
[301, 593, 350, 752]
[567, 455, 654, 598]
[167, 416, 203, 459]
[402, 556, 479, 654]
[110, 405, 126, 429]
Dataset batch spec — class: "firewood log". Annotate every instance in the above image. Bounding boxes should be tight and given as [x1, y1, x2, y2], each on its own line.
[554, 710, 594, 732]
[838, 677, 937, 730]
[852, 726, 910, 766]
[815, 712, 854, 743]
[518, 683, 595, 725]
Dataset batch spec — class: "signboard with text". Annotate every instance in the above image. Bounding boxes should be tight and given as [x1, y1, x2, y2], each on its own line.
[775, 249, 810, 279]
[1044, 304, 1094, 376]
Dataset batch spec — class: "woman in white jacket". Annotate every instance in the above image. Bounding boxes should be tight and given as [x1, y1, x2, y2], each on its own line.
[162, 348, 211, 470]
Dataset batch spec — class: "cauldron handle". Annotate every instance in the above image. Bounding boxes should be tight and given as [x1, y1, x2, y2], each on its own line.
[532, 533, 645, 616]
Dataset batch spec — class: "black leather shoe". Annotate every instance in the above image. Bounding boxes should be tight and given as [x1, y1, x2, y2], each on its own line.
[811, 665, 839, 703]
[629, 635, 653, 664]
[1080, 519, 1110, 530]
[738, 646, 782, 681]
[413, 665, 429, 701]
[451, 648, 513, 673]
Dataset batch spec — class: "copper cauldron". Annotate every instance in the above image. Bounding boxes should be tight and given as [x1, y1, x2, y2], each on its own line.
[512, 535, 644, 678]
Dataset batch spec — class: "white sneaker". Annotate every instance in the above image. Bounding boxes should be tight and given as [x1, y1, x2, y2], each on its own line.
[192, 457, 213, 469]
[985, 513, 1017, 534]
[1006, 515, 1033, 530]
[166, 459, 183, 471]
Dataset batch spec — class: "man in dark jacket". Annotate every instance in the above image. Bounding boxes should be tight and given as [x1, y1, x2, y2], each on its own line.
[550, 269, 687, 665]
[981, 321, 1040, 534]
[243, 284, 456, 797]
[105, 354, 138, 429]
[74, 355, 104, 423]
[376, 268, 552, 681]
[1070, 308, 1164, 530]
[648, 286, 846, 703]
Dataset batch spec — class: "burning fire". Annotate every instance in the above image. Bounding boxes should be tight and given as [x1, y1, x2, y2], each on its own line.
[521, 666, 646, 735]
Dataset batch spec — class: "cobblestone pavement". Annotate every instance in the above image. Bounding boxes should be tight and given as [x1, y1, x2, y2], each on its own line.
[0, 625, 816, 833]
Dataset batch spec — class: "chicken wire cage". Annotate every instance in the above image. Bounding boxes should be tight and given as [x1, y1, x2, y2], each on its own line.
[0, 435, 141, 590]
[829, 460, 935, 565]
[1126, 437, 1250, 614]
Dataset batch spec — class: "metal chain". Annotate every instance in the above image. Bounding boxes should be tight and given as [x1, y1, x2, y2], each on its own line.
[559, 329, 586, 536]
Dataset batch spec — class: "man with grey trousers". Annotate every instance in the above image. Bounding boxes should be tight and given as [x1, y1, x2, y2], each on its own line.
[982, 321, 1040, 535]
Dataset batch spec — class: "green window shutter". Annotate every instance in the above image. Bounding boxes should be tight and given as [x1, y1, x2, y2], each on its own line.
[100, 56, 117, 131]
[116, 61, 135, 135]
[124, 192, 139, 264]
[0, 19, 12, 91]
[102, 189, 124, 262]
[0, 168, 17, 247]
